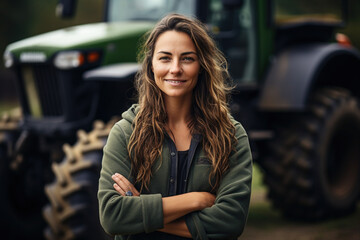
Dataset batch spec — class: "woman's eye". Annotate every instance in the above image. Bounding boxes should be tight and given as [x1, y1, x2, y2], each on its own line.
[159, 56, 171, 61]
[182, 56, 195, 62]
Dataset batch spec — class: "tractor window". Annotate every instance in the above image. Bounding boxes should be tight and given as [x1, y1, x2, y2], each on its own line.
[275, 0, 344, 26]
[208, 0, 256, 83]
[108, 0, 196, 22]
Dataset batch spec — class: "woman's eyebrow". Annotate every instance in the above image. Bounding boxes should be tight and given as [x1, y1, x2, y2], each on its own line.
[181, 51, 197, 56]
[156, 51, 197, 56]
[157, 51, 172, 55]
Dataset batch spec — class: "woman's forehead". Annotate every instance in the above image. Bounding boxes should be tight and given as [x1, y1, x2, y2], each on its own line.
[154, 30, 197, 54]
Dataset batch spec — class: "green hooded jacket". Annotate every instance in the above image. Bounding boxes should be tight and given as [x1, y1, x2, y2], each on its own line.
[98, 104, 252, 239]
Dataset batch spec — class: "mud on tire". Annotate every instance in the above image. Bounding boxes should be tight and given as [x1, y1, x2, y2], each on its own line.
[43, 118, 120, 240]
[262, 88, 360, 220]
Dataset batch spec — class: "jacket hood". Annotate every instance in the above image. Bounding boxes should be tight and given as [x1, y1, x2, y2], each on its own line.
[121, 104, 139, 124]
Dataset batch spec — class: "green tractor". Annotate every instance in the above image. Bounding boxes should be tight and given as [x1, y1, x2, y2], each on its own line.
[2, 0, 360, 239]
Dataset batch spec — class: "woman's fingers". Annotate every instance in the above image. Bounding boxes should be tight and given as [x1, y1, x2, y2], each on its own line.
[111, 173, 140, 196]
[112, 174, 127, 195]
[113, 173, 132, 194]
[112, 174, 125, 195]
[114, 173, 140, 196]
[113, 182, 125, 195]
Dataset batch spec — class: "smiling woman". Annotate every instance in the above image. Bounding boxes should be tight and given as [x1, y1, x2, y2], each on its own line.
[97, 14, 253, 240]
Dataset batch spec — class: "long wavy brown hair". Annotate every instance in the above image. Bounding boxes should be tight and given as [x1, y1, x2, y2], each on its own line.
[128, 14, 236, 192]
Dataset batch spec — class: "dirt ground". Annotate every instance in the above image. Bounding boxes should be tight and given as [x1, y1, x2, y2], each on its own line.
[240, 181, 360, 240]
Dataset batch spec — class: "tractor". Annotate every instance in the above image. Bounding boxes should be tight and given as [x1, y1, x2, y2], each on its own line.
[2, 0, 360, 239]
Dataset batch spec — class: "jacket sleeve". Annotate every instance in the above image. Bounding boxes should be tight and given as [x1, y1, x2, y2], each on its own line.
[97, 122, 164, 235]
[185, 123, 253, 239]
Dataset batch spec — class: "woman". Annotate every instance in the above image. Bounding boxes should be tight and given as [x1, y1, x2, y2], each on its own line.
[98, 14, 252, 240]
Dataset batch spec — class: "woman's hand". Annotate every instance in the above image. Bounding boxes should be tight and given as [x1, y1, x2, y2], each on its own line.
[112, 173, 140, 196]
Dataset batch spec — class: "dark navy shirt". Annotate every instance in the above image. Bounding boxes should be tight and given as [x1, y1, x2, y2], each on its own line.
[176, 150, 189, 195]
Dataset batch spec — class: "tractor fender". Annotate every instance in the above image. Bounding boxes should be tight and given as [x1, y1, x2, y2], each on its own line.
[258, 43, 360, 111]
[83, 63, 140, 82]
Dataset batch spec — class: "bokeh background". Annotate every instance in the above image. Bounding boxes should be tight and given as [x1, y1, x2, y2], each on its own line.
[1, 1, 360, 240]
[1, 0, 360, 107]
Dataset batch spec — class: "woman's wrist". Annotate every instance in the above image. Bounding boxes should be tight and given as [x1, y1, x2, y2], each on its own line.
[189, 192, 216, 211]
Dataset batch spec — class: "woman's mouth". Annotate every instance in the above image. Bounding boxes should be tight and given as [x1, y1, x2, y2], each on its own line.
[165, 79, 186, 86]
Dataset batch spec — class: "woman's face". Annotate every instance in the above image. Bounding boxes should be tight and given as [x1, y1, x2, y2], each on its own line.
[152, 30, 200, 99]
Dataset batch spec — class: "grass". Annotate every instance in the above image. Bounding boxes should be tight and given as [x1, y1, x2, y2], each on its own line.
[246, 164, 286, 228]
[241, 164, 360, 240]
[251, 163, 265, 191]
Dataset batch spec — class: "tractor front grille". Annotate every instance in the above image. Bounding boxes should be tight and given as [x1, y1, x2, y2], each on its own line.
[22, 65, 64, 117]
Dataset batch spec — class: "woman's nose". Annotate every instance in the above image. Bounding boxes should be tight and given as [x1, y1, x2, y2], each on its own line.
[170, 60, 182, 74]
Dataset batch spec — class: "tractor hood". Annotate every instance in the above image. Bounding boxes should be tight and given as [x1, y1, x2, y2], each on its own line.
[5, 21, 155, 65]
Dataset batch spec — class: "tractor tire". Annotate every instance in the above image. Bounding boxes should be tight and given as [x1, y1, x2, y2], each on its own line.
[43, 118, 119, 240]
[0, 116, 47, 240]
[262, 87, 360, 220]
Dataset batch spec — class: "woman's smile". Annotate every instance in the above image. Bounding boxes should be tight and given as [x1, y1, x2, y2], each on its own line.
[165, 79, 187, 86]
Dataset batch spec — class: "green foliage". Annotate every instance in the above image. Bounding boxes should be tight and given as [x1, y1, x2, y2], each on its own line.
[252, 163, 265, 191]
[246, 164, 360, 239]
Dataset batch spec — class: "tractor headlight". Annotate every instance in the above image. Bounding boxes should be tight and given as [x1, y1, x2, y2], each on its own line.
[3, 51, 14, 68]
[54, 51, 85, 69]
